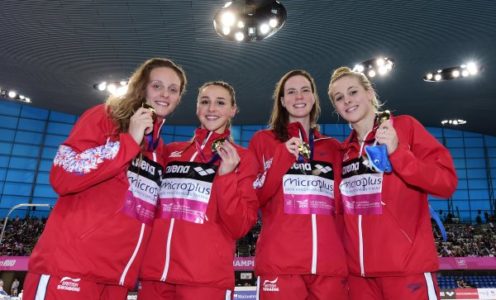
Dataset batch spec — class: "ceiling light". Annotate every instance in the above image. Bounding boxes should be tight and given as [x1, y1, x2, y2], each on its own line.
[94, 80, 128, 97]
[441, 119, 467, 126]
[423, 62, 482, 82]
[352, 57, 395, 78]
[213, 0, 287, 42]
[0, 86, 31, 103]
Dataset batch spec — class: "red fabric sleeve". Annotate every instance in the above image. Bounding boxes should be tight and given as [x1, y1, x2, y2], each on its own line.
[388, 115, 458, 198]
[212, 147, 260, 239]
[248, 131, 296, 207]
[49, 105, 141, 196]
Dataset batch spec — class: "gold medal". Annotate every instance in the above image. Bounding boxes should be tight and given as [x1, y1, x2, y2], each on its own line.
[211, 138, 226, 153]
[377, 110, 391, 125]
[142, 103, 157, 121]
[298, 142, 311, 160]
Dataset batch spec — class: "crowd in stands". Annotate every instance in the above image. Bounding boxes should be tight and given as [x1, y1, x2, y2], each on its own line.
[433, 211, 496, 257]
[0, 212, 495, 258]
[0, 216, 46, 256]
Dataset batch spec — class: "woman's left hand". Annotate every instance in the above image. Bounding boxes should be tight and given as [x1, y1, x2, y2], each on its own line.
[375, 119, 398, 154]
[217, 140, 240, 176]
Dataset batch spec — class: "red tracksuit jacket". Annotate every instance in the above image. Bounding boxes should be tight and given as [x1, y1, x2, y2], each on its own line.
[29, 104, 166, 288]
[139, 128, 259, 289]
[340, 115, 457, 277]
[249, 122, 348, 277]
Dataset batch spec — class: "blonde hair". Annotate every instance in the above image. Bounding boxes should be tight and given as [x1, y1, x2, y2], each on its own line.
[269, 70, 321, 142]
[328, 66, 381, 110]
[106, 58, 187, 133]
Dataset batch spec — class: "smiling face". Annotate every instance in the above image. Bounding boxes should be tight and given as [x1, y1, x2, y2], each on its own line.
[196, 84, 237, 134]
[330, 75, 376, 125]
[144, 67, 182, 118]
[281, 75, 316, 123]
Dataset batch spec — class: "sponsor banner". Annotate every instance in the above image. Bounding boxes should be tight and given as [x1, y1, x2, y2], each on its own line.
[439, 288, 496, 300]
[454, 288, 479, 299]
[0, 256, 28, 270]
[440, 289, 456, 299]
[439, 257, 496, 270]
[233, 257, 255, 271]
[478, 288, 496, 300]
[233, 287, 257, 300]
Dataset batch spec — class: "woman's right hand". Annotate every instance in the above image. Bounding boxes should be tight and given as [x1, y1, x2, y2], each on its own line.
[129, 107, 154, 145]
[285, 137, 302, 159]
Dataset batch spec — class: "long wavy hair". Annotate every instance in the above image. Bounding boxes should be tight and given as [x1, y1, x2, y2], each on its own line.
[106, 58, 187, 133]
[269, 70, 321, 142]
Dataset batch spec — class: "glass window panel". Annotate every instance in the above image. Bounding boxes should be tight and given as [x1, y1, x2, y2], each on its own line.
[9, 157, 38, 170]
[452, 200, 470, 210]
[466, 159, 486, 168]
[463, 131, 482, 138]
[456, 180, 467, 189]
[0, 100, 21, 116]
[465, 148, 484, 158]
[464, 137, 483, 147]
[18, 118, 45, 132]
[241, 130, 256, 142]
[0, 128, 15, 142]
[469, 190, 489, 199]
[6, 170, 35, 183]
[21, 106, 49, 120]
[44, 134, 66, 147]
[42, 147, 58, 159]
[36, 172, 50, 185]
[0, 156, 9, 168]
[15, 131, 43, 144]
[485, 137, 496, 147]
[0, 115, 19, 129]
[443, 129, 463, 137]
[3, 182, 32, 196]
[452, 190, 468, 199]
[466, 169, 487, 179]
[468, 179, 488, 189]
[173, 126, 195, 136]
[453, 159, 466, 169]
[455, 169, 467, 179]
[33, 185, 57, 198]
[427, 127, 443, 138]
[39, 160, 53, 172]
[446, 138, 464, 147]
[49, 111, 77, 123]
[0, 168, 5, 180]
[449, 148, 465, 158]
[12, 144, 40, 157]
[0, 142, 12, 155]
[470, 201, 491, 211]
[46, 122, 73, 135]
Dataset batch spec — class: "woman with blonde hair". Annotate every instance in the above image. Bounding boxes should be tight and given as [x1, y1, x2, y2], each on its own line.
[25, 58, 187, 300]
[249, 70, 348, 300]
[328, 66, 457, 300]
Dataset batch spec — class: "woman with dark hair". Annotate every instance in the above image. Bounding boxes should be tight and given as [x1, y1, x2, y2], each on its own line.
[249, 70, 348, 300]
[24, 58, 187, 300]
[138, 81, 259, 300]
[328, 66, 457, 300]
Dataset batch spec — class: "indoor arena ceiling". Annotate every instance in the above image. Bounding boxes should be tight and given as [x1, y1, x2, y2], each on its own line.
[1, 1, 495, 135]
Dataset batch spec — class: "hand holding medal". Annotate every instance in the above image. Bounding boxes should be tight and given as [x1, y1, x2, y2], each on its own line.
[364, 110, 394, 173]
[298, 142, 311, 160]
[213, 139, 240, 176]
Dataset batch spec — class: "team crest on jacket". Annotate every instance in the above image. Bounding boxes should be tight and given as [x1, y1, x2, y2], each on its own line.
[262, 277, 280, 292]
